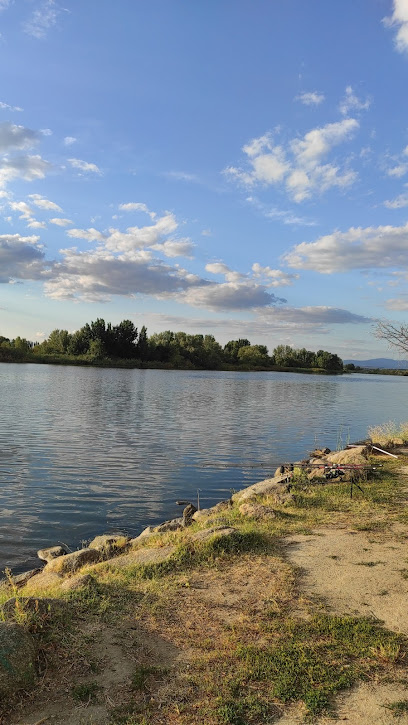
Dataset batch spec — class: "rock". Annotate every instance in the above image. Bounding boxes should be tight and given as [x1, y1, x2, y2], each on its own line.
[93, 545, 177, 570]
[0, 622, 36, 698]
[37, 545, 69, 563]
[190, 526, 237, 543]
[0, 568, 42, 591]
[23, 570, 62, 593]
[192, 508, 210, 521]
[88, 534, 129, 555]
[232, 476, 292, 504]
[239, 503, 276, 519]
[45, 548, 101, 575]
[275, 465, 285, 476]
[154, 518, 184, 533]
[182, 503, 197, 527]
[326, 445, 368, 465]
[1, 596, 63, 621]
[307, 468, 327, 481]
[391, 438, 405, 446]
[60, 574, 96, 592]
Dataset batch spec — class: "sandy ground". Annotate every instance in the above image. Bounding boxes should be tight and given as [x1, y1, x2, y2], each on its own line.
[283, 522, 408, 724]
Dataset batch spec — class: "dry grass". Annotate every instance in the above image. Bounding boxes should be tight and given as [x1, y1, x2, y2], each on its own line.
[368, 420, 408, 447]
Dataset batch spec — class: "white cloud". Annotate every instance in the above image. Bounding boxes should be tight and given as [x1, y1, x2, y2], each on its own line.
[256, 306, 371, 325]
[23, 0, 62, 39]
[339, 86, 371, 116]
[0, 101, 23, 112]
[383, 0, 408, 53]
[63, 136, 77, 146]
[387, 163, 408, 178]
[28, 193, 62, 211]
[9, 201, 33, 219]
[0, 122, 38, 152]
[385, 295, 408, 310]
[225, 119, 359, 202]
[201, 228, 212, 236]
[0, 233, 46, 283]
[105, 213, 178, 253]
[49, 217, 72, 226]
[27, 219, 46, 229]
[384, 188, 408, 208]
[284, 222, 408, 273]
[0, 1, 10, 11]
[68, 158, 101, 174]
[295, 91, 325, 106]
[180, 282, 286, 311]
[0, 155, 51, 187]
[152, 238, 195, 258]
[251, 263, 299, 287]
[66, 227, 106, 242]
[119, 202, 156, 219]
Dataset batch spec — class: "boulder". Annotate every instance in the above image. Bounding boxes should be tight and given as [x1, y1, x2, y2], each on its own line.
[37, 544, 69, 563]
[154, 518, 184, 533]
[182, 503, 197, 527]
[0, 622, 36, 698]
[93, 545, 177, 570]
[192, 508, 210, 522]
[23, 570, 62, 593]
[192, 500, 232, 522]
[0, 568, 42, 591]
[326, 445, 368, 466]
[239, 503, 276, 519]
[88, 534, 129, 555]
[45, 548, 101, 575]
[232, 476, 292, 504]
[60, 574, 95, 592]
[190, 526, 237, 543]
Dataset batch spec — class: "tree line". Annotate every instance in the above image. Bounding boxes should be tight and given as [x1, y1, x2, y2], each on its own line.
[0, 318, 344, 371]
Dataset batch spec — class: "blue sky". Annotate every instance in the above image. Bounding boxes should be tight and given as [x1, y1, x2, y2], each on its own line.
[1, 0, 408, 359]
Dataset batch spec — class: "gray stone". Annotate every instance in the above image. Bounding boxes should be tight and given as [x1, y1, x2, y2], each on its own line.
[45, 548, 101, 575]
[60, 574, 96, 592]
[0, 622, 36, 698]
[23, 570, 62, 593]
[182, 503, 197, 527]
[0, 568, 42, 591]
[154, 518, 184, 533]
[238, 503, 276, 519]
[88, 534, 129, 555]
[192, 508, 210, 522]
[37, 545, 69, 563]
[93, 545, 177, 570]
[232, 475, 293, 504]
[190, 526, 237, 543]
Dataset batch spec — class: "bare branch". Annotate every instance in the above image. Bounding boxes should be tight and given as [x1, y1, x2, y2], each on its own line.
[374, 318, 408, 356]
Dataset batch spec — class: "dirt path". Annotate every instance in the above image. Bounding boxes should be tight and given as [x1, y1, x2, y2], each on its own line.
[283, 520, 408, 724]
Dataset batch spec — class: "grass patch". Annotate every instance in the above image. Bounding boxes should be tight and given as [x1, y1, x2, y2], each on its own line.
[383, 699, 408, 717]
[72, 680, 99, 702]
[229, 614, 404, 720]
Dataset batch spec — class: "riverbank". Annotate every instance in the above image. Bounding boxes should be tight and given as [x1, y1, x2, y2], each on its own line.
[1, 443, 408, 724]
[0, 353, 344, 374]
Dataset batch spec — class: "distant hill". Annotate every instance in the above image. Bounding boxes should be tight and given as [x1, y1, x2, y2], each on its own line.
[344, 358, 408, 369]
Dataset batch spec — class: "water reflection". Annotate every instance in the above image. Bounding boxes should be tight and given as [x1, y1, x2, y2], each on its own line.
[0, 364, 406, 572]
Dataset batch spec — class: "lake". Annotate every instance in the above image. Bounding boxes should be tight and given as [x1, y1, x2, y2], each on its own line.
[0, 363, 406, 573]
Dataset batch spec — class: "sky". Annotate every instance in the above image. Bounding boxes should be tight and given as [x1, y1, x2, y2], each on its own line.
[1, 0, 408, 360]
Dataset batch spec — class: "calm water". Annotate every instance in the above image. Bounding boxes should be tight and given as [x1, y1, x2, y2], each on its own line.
[0, 363, 407, 573]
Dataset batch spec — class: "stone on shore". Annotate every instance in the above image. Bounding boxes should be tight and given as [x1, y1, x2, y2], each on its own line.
[182, 503, 197, 526]
[154, 518, 184, 533]
[60, 574, 96, 592]
[37, 544, 69, 563]
[88, 534, 129, 555]
[239, 503, 276, 519]
[190, 526, 237, 543]
[0, 568, 42, 591]
[232, 476, 292, 504]
[0, 622, 36, 698]
[93, 545, 177, 570]
[326, 445, 368, 465]
[45, 548, 101, 575]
